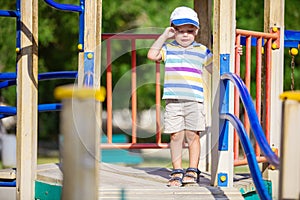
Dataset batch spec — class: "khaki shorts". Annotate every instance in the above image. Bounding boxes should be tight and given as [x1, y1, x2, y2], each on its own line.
[164, 99, 206, 134]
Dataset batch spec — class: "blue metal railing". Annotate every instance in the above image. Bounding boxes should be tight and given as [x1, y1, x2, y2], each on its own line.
[220, 72, 280, 200]
[0, 0, 21, 52]
[43, 0, 85, 51]
[0, 71, 77, 118]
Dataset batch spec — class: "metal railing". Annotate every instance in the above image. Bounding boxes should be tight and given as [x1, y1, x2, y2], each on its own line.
[234, 28, 280, 166]
[101, 33, 167, 149]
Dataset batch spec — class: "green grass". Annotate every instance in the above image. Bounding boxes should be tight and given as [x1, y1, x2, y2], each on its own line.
[37, 157, 59, 165]
[234, 165, 250, 173]
[0, 156, 60, 169]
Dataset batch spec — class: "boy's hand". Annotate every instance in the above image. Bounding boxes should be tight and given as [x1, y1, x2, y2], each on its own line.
[162, 27, 176, 39]
[147, 27, 175, 61]
[235, 45, 243, 55]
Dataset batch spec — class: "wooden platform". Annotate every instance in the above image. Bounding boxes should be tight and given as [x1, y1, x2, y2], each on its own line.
[34, 163, 246, 200]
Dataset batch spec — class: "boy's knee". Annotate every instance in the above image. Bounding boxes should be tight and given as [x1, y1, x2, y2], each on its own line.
[171, 132, 184, 142]
[185, 131, 199, 142]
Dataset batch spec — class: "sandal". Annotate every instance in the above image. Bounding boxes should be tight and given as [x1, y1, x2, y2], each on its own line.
[182, 167, 201, 184]
[167, 169, 184, 187]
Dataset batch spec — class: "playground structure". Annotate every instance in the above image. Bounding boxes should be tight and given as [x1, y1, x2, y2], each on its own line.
[0, 0, 299, 200]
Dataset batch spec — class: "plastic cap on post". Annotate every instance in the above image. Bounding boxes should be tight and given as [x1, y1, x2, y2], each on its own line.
[280, 91, 300, 101]
[54, 85, 106, 102]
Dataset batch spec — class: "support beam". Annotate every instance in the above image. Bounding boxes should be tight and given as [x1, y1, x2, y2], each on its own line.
[194, 0, 212, 172]
[78, 0, 102, 89]
[16, 0, 38, 199]
[263, 1, 284, 199]
[211, 0, 236, 187]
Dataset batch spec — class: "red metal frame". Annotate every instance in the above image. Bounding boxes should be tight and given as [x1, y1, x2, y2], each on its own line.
[234, 28, 279, 166]
[102, 33, 164, 149]
[100, 29, 279, 167]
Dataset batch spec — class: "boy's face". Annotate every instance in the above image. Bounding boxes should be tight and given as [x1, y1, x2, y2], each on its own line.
[174, 24, 198, 47]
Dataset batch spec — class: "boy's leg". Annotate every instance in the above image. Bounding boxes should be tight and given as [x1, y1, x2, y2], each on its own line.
[185, 130, 200, 168]
[170, 131, 185, 169]
[168, 131, 185, 186]
[183, 130, 200, 182]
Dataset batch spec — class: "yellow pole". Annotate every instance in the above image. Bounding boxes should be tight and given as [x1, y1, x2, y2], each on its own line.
[279, 91, 300, 199]
[55, 86, 105, 200]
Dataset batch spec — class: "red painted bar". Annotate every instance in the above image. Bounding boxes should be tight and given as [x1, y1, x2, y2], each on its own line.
[236, 29, 278, 39]
[244, 36, 251, 137]
[234, 34, 241, 160]
[101, 143, 170, 149]
[102, 33, 160, 40]
[155, 61, 161, 144]
[101, 142, 190, 149]
[265, 39, 272, 143]
[106, 39, 113, 143]
[131, 39, 137, 144]
[234, 156, 268, 166]
[255, 37, 262, 155]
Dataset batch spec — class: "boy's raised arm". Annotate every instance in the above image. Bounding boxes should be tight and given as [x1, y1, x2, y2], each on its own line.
[147, 27, 175, 61]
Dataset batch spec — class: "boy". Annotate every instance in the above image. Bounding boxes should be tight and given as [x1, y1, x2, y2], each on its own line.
[148, 6, 212, 187]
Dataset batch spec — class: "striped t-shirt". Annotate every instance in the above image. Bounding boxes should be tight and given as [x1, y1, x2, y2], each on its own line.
[161, 40, 212, 102]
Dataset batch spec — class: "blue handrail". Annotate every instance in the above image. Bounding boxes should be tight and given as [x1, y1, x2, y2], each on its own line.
[0, 10, 19, 17]
[0, 103, 62, 118]
[43, 0, 83, 13]
[220, 72, 279, 168]
[0, 71, 76, 118]
[220, 113, 271, 200]
[0, 71, 77, 89]
[43, 0, 85, 49]
[0, 72, 17, 80]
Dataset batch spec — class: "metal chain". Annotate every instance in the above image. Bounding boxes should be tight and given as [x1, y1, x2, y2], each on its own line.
[291, 55, 295, 91]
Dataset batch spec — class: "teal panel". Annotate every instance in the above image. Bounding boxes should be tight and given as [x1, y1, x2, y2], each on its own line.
[101, 149, 143, 164]
[241, 180, 272, 200]
[101, 134, 143, 164]
[35, 181, 62, 200]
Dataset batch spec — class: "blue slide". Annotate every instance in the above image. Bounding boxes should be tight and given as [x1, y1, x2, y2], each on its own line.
[220, 72, 279, 200]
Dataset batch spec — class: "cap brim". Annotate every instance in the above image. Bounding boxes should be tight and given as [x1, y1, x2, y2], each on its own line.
[171, 18, 199, 28]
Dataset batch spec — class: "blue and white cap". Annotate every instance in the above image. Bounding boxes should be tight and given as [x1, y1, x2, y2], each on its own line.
[170, 6, 199, 28]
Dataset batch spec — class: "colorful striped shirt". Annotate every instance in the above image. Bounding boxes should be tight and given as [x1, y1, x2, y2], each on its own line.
[161, 40, 212, 102]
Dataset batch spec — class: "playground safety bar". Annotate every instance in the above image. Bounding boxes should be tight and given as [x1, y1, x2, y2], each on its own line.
[234, 28, 279, 165]
[43, 0, 84, 50]
[0, 103, 62, 118]
[220, 113, 271, 200]
[0, 10, 19, 17]
[0, 71, 77, 89]
[43, 0, 83, 12]
[0, 180, 16, 187]
[102, 33, 162, 146]
[0, 0, 21, 51]
[221, 72, 279, 168]
[0, 71, 77, 118]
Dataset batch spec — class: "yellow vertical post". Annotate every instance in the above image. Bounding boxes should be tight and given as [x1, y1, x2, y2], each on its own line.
[55, 86, 105, 200]
[16, 0, 38, 199]
[279, 91, 300, 199]
[263, 1, 285, 199]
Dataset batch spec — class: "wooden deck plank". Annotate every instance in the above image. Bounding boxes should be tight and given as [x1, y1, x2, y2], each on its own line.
[35, 163, 245, 199]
